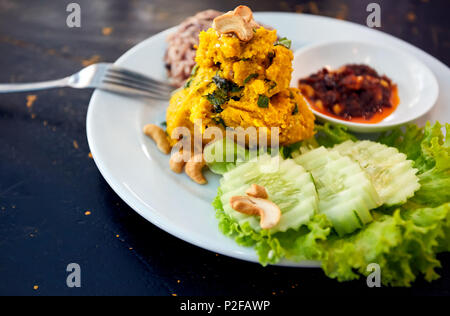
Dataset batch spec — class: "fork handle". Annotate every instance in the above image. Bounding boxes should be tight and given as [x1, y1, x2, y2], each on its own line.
[0, 77, 69, 93]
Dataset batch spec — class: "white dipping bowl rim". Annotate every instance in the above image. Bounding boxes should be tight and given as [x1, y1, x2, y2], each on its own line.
[291, 40, 440, 132]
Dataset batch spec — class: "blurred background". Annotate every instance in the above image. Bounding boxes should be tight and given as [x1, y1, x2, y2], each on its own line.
[0, 0, 448, 296]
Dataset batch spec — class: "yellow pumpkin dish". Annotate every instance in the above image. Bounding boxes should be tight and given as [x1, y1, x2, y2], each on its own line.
[165, 7, 315, 147]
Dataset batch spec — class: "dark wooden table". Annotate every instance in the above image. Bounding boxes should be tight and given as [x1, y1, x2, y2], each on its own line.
[0, 0, 448, 296]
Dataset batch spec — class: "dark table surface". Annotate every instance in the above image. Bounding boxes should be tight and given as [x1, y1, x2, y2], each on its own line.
[0, 0, 449, 296]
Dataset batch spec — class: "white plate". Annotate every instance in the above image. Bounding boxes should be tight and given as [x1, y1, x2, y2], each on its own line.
[86, 12, 450, 267]
[291, 40, 439, 132]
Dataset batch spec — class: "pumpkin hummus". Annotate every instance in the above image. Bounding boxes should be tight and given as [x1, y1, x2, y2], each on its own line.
[166, 8, 315, 147]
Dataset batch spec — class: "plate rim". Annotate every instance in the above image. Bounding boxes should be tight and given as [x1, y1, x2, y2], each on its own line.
[86, 12, 450, 268]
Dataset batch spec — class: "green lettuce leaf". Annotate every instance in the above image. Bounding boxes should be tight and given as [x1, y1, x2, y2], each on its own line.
[314, 123, 357, 147]
[213, 188, 331, 265]
[214, 188, 450, 286]
[379, 122, 450, 207]
[213, 121, 450, 286]
[322, 205, 450, 286]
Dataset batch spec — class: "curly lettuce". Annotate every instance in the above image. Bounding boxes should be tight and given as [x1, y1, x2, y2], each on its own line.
[213, 122, 450, 286]
[315, 122, 358, 147]
[379, 122, 450, 207]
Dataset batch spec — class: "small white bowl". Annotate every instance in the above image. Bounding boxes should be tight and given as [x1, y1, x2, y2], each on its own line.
[291, 41, 439, 132]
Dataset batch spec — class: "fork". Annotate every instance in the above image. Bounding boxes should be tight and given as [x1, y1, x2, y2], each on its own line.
[0, 63, 175, 100]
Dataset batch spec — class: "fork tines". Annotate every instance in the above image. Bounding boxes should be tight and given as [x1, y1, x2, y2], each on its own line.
[102, 66, 175, 100]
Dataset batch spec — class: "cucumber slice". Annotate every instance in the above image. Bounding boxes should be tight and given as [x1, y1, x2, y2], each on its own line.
[204, 138, 250, 175]
[294, 147, 381, 236]
[219, 154, 318, 233]
[333, 140, 420, 206]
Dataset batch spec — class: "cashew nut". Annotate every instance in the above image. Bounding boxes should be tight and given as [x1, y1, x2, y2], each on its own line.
[245, 184, 269, 199]
[169, 151, 187, 174]
[143, 124, 171, 154]
[185, 153, 207, 184]
[212, 5, 259, 42]
[230, 195, 281, 229]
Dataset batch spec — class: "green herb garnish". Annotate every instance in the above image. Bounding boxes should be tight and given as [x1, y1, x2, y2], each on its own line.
[292, 103, 298, 115]
[184, 78, 193, 88]
[183, 65, 199, 89]
[244, 73, 258, 84]
[274, 37, 292, 49]
[190, 64, 199, 76]
[289, 91, 295, 99]
[212, 75, 240, 92]
[231, 85, 243, 93]
[206, 75, 243, 111]
[212, 117, 227, 128]
[206, 89, 228, 112]
[257, 95, 270, 108]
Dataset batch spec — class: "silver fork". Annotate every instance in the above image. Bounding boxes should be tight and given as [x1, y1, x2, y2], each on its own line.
[0, 63, 175, 100]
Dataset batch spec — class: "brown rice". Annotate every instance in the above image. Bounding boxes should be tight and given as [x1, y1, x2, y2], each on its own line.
[164, 10, 222, 87]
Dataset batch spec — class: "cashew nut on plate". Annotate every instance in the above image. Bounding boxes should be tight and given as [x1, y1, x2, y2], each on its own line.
[185, 153, 207, 184]
[169, 150, 186, 174]
[230, 185, 281, 229]
[245, 184, 269, 199]
[212, 5, 259, 42]
[143, 124, 171, 154]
